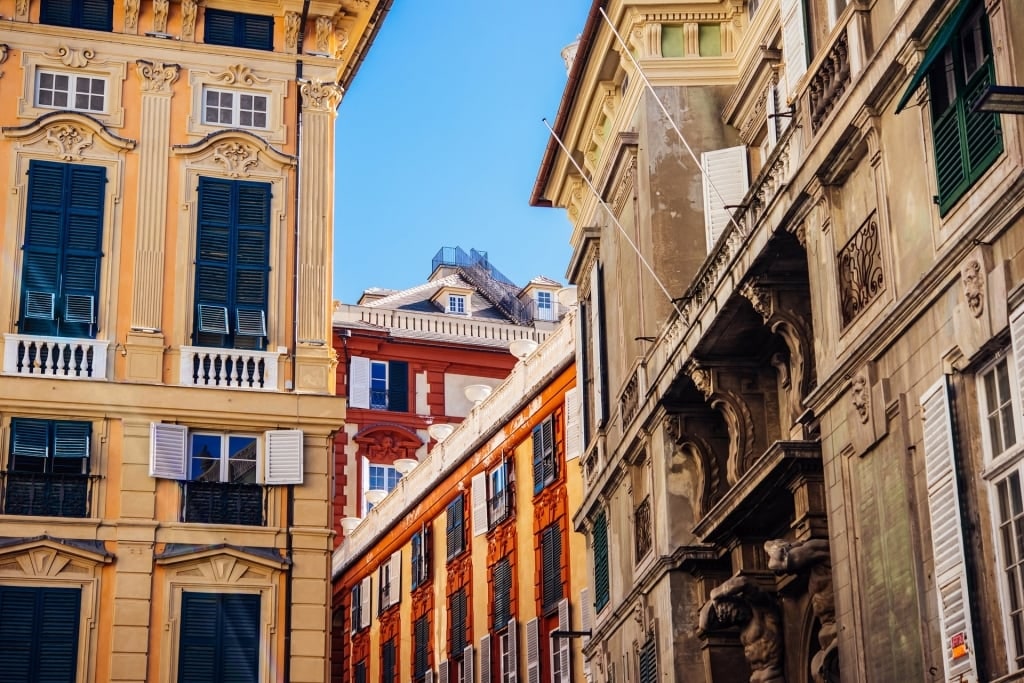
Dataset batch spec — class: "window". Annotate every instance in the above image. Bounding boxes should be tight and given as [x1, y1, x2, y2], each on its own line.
[413, 616, 430, 683]
[927, 4, 1002, 215]
[411, 526, 432, 589]
[36, 72, 106, 113]
[364, 462, 401, 515]
[532, 417, 557, 494]
[488, 460, 513, 526]
[351, 576, 371, 634]
[592, 511, 610, 611]
[204, 9, 274, 51]
[536, 291, 554, 321]
[4, 418, 91, 518]
[540, 524, 562, 610]
[19, 161, 106, 339]
[202, 88, 269, 129]
[492, 557, 512, 630]
[448, 295, 466, 314]
[498, 622, 518, 683]
[355, 660, 367, 683]
[378, 551, 402, 614]
[449, 588, 468, 655]
[382, 638, 397, 683]
[995, 472, 1024, 668]
[981, 355, 1018, 459]
[40, 0, 112, 31]
[638, 637, 657, 683]
[349, 358, 410, 411]
[193, 177, 271, 351]
[178, 592, 259, 683]
[0, 585, 81, 682]
[446, 496, 466, 560]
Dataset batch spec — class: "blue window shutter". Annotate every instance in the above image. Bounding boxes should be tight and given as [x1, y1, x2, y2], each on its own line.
[179, 592, 260, 683]
[532, 425, 544, 494]
[0, 585, 81, 683]
[21, 162, 65, 336]
[179, 592, 220, 682]
[62, 164, 105, 337]
[221, 594, 261, 681]
[239, 14, 274, 50]
[204, 9, 238, 46]
[0, 585, 36, 679]
[11, 418, 51, 459]
[233, 182, 270, 347]
[39, 0, 74, 27]
[388, 361, 409, 412]
[79, 0, 113, 31]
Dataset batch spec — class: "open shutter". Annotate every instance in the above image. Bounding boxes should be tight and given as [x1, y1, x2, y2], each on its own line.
[592, 512, 610, 611]
[565, 388, 582, 460]
[263, 429, 303, 484]
[525, 618, 539, 683]
[472, 472, 488, 536]
[575, 301, 590, 441]
[426, 669, 434, 683]
[1010, 304, 1024, 416]
[480, 636, 492, 683]
[780, 0, 808, 98]
[11, 419, 50, 458]
[439, 660, 450, 683]
[389, 360, 410, 412]
[54, 421, 90, 459]
[464, 645, 475, 683]
[506, 618, 518, 683]
[360, 576, 372, 629]
[701, 146, 749, 251]
[390, 550, 403, 608]
[350, 356, 371, 408]
[149, 422, 187, 479]
[921, 379, 978, 683]
[579, 588, 592, 647]
[590, 264, 606, 429]
[555, 599, 571, 683]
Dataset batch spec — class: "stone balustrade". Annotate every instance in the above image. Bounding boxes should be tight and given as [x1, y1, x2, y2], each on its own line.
[3, 334, 109, 379]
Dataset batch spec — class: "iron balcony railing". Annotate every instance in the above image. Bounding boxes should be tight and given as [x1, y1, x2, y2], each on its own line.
[1, 471, 95, 518]
[634, 496, 652, 561]
[488, 486, 514, 528]
[181, 481, 266, 526]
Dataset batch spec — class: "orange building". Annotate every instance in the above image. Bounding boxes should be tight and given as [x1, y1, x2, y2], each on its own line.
[330, 316, 588, 683]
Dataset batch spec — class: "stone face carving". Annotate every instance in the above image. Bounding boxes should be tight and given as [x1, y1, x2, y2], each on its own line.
[850, 373, 869, 424]
[152, 0, 170, 33]
[212, 142, 259, 177]
[124, 0, 140, 30]
[46, 125, 93, 160]
[766, 538, 838, 683]
[300, 79, 344, 112]
[335, 25, 350, 58]
[285, 12, 301, 50]
[689, 366, 712, 399]
[699, 576, 785, 683]
[315, 16, 334, 53]
[962, 258, 985, 318]
[181, 0, 198, 41]
[136, 60, 179, 93]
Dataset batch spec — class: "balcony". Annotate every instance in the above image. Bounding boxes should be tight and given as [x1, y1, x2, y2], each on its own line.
[808, 27, 851, 133]
[181, 481, 265, 526]
[634, 496, 652, 561]
[179, 346, 282, 391]
[488, 487, 513, 528]
[1, 471, 94, 518]
[3, 334, 109, 379]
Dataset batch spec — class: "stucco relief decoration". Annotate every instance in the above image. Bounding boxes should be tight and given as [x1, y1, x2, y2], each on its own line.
[214, 64, 269, 87]
[346, 0, 370, 9]
[285, 12, 301, 50]
[181, 0, 198, 41]
[739, 280, 771, 322]
[212, 141, 259, 178]
[699, 576, 785, 683]
[0, 44, 8, 75]
[49, 44, 95, 68]
[446, 554, 472, 588]
[46, 124, 93, 160]
[15, 0, 28, 19]
[124, 0, 140, 30]
[152, 0, 170, 33]
[850, 373, 869, 424]
[961, 258, 985, 318]
[300, 79, 344, 112]
[335, 24, 351, 59]
[688, 366, 713, 399]
[367, 435, 403, 461]
[766, 539, 838, 683]
[315, 16, 334, 53]
[136, 60, 179, 93]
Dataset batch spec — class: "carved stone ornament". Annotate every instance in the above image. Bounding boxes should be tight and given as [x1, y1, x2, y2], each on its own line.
[214, 64, 269, 86]
[300, 79, 344, 111]
[136, 61, 179, 93]
[152, 0, 170, 33]
[124, 0, 140, 30]
[46, 125, 94, 160]
[48, 44, 95, 68]
[698, 576, 785, 683]
[961, 258, 985, 319]
[346, 0, 370, 9]
[212, 142, 259, 177]
[739, 280, 771, 321]
[335, 25, 351, 58]
[181, 0, 198, 40]
[16, 0, 28, 18]
[850, 372, 869, 425]
[665, 415, 684, 445]
[315, 15, 334, 53]
[285, 12, 302, 50]
[0, 44, 8, 66]
[688, 366, 713, 399]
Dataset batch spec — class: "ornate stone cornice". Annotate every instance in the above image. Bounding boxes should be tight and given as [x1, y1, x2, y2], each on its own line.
[136, 61, 179, 93]
[2, 111, 136, 152]
[300, 79, 344, 112]
[171, 129, 296, 171]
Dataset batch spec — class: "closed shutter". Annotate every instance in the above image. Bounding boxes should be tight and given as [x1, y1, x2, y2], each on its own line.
[389, 360, 410, 412]
[61, 164, 105, 338]
[638, 637, 657, 683]
[204, 9, 238, 45]
[448, 497, 465, 559]
[220, 593, 261, 682]
[178, 591, 260, 683]
[349, 356, 371, 408]
[472, 472, 489, 536]
[411, 532, 422, 589]
[542, 525, 562, 609]
[592, 512, 610, 611]
[463, 645, 475, 683]
[554, 599, 571, 683]
[0, 585, 82, 683]
[54, 421, 90, 460]
[701, 146, 749, 252]
[239, 13, 274, 50]
[232, 182, 270, 348]
[921, 378, 978, 683]
[524, 618, 539, 683]
[493, 558, 512, 630]
[590, 264, 606, 429]
[450, 589, 467, 654]
[40, 0, 112, 31]
[11, 418, 50, 459]
[383, 639, 397, 683]
[360, 576, 372, 629]
[766, 82, 779, 149]
[149, 422, 188, 479]
[423, 524, 433, 580]
[480, 636, 491, 683]
[194, 177, 233, 346]
[506, 618, 518, 683]
[780, 0, 808, 97]
[565, 388, 582, 460]
[39, 0, 75, 26]
[415, 616, 430, 679]
[532, 424, 545, 493]
[541, 418, 556, 483]
[79, 0, 113, 31]
[263, 429, 303, 485]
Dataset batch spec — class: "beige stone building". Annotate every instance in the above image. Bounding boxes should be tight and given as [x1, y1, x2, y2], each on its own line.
[0, 1, 386, 681]
[533, 0, 1024, 682]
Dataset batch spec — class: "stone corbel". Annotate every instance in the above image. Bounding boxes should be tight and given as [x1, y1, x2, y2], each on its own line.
[300, 79, 345, 112]
[152, 0, 170, 34]
[698, 575, 785, 683]
[181, 0, 198, 41]
[953, 244, 1008, 358]
[284, 12, 302, 52]
[124, 0, 140, 33]
[14, 0, 29, 21]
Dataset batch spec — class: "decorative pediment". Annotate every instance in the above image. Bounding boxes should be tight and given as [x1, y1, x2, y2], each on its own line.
[213, 64, 269, 86]
[156, 543, 288, 584]
[2, 111, 136, 157]
[353, 424, 424, 460]
[0, 535, 112, 577]
[172, 129, 296, 176]
[46, 44, 95, 68]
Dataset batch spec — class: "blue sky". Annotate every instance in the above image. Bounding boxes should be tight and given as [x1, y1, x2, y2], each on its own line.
[333, 1, 592, 303]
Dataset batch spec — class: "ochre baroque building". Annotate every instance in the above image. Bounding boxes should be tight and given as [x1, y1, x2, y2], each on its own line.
[330, 317, 590, 683]
[0, 1, 385, 681]
[533, 0, 1024, 682]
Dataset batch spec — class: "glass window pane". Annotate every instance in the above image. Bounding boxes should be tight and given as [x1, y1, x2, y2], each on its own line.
[190, 434, 222, 481]
[228, 436, 258, 483]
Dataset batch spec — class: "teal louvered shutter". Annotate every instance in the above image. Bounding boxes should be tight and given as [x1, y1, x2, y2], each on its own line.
[52, 421, 90, 474]
[0, 586, 82, 683]
[62, 164, 105, 337]
[0, 585, 36, 680]
[532, 425, 544, 493]
[11, 418, 50, 461]
[179, 592, 259, 683]
[239, 13, 274, 50]
[493, 558, 511, 629]
[542, 418, 556, 483]
[21, 162, 63, 335]
[80, 0, 113, 31]
[592, 511, 610, 611]
[638, 637, 657, 683]
[388, 361, 409, 412]
[450, 589, 467, 654]
[542, 526, 562, 609]
[39, 0, 74, 26]
[415, 615, 429, 678]
[204, 9, 238, 45]
[447, 497, 465, 559]
[233, 182, 270, 347]
[195, 177, 233, 346]
[178, 592, 220, 682]
[221, 594, 260, 681]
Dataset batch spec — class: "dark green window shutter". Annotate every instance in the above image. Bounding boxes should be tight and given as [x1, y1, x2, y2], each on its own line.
[388, 361, 409, 412]
[532, 417, 556, 493]
[592, 512, 610, 611]
[542, 525, 562, 609]
[0, 585, 82, 683]
[493, 557, 512, 630]
[382, 639, 397, 683]
[414, 616, 429, 679]
[450, 589, 467, 654]
[532, 424, 544, 494]
[205, 9, 274, 50]
[447, 496, 464, 560]
[638, 638, 657, 683]
[178, 592, 259, 683]
[11, 418, 50, 462]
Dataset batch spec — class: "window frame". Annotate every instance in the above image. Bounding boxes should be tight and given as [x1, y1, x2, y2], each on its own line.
[363, 460, 401, 515]
[488, 459, 513, 527]
[177, 590, 261, 682]
[446, 496, 466, 561]
[992, 467, 1024, 671]
[201, 87, 270, 130]
[410, 526, 432, 589]
[448, 295, 466, 315]
[35, 70, 107, 114]
[978, 350, 1022, 472]
[532, 416, 558, 494]
[187, 431, 259, 484]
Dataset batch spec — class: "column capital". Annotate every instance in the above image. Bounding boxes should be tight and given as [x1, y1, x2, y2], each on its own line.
[136, 61, 179, 94]
[300, 79, 344, 112]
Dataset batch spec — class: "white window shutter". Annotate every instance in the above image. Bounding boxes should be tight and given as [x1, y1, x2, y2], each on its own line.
[921, 379, 978, 683]
[579, 588, 592, 647]
[1010, 303, 1024, 414]
[480, 636, 492, 683]
[780, 0, 808, 98]
[390, 550, 402, 608]
[766, 84, 779, 149]
[426, 669, 434, 683]
[701, 146, 749, 252]
[472, 472, 489, 536]
[525, 618, 540, 683]
[506, 618, 518, 683]
[360, 576, 372, 629]
[590, 264, 605, 429]
[263, 429, 303, 485]
[149, 422, 188, 479]
[555, 598, 571, 683]
[565, 387, 582, 460]
[440, 660, 450, 683]
[463, 645, 475, 683]
[350, 356, 371, 409]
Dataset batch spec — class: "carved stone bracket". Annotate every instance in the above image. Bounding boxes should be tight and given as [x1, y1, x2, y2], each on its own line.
[300, 79, 345, 112]
[698, 575, 785, 683]
[124, 0, 140, 31]
[214, 64, 269, 86]
[136, 61, 179, 93]
[181, 0, 198, 41]
[285, 12, 302, 51]
[315, 16, 334, 53]
[152, 0, 170, 33]
[738, 279, 772, 322]
[47, 44, 95, 68]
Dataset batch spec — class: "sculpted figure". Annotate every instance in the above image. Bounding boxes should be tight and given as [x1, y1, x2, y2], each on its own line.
[766, 539, 838, 683]
[699, 575, 785, 683]
[850, 374, 869, 424]
[961, 259, 985, 318]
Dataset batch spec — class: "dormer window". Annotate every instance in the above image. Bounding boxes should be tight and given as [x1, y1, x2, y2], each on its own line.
[536, 291, 554, 321]
[448, 295, 466, 314]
